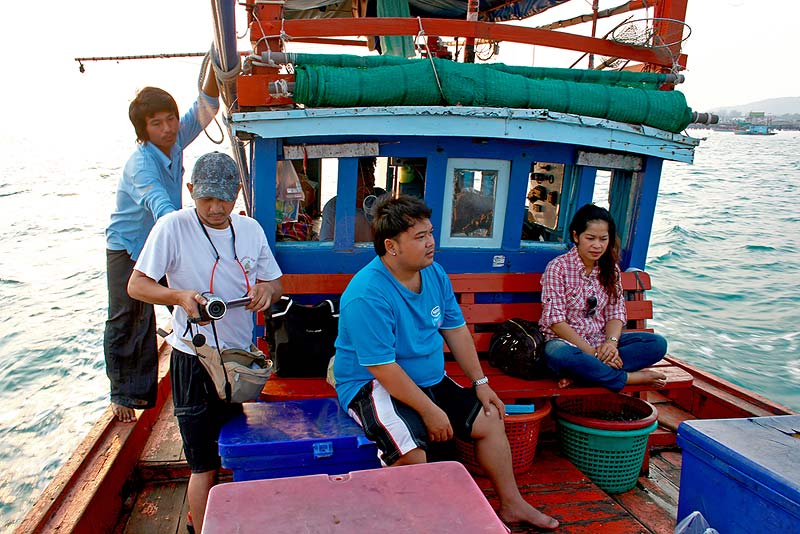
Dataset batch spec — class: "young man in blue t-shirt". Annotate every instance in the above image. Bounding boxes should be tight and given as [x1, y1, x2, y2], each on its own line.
[334, 195, 558, 531]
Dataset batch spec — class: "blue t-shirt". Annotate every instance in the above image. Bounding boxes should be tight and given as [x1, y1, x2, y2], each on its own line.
[334, 257, 465, 409]
[105, 92, 219, 260]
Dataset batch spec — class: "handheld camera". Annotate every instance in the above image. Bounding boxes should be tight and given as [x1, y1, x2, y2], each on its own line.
[189, 293, 252, 323]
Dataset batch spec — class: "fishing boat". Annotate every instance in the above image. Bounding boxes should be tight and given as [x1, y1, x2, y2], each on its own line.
[20, 1, 797, 533]
[734, 112, 777, 135]
[734, 124, 777, 135]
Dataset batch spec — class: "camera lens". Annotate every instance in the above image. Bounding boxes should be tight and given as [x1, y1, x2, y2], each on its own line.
[206, 297, 227, 320]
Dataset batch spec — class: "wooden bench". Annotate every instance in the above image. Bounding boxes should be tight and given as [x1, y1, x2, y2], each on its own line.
[259, 271, 693, 403]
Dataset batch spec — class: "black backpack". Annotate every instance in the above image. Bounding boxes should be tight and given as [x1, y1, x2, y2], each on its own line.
[488, 318, 545, 380]
[266, 296, 339, 377]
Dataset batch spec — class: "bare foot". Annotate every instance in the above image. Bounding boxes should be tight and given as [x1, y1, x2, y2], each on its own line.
[111, 403, 137, 423]
[557, 377, 573, 389]
[498, 500, 559, 531]
[626, 369, 667, 388]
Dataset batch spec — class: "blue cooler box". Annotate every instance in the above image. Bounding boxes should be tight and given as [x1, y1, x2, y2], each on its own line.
[218, 398, 380, 481]
[676, 415, 800, 534]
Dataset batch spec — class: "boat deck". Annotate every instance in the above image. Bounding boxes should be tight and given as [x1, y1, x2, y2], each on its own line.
[117, 392, 686, 534]
[20, 341, 787, 534]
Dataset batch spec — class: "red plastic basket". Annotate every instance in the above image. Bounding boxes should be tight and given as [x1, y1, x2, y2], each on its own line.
[554, 394, 658, 431]
[456, 399, 551, 476]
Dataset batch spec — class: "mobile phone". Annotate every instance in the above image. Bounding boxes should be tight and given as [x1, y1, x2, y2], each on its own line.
[226, 297, 252, 309]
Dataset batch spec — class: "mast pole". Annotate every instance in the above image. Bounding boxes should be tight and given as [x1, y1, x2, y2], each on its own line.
[210, 0, 253, 214]
[588, 0, 599, 68]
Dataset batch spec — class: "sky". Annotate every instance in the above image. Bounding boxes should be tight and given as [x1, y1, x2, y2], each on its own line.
[0, 0, 798, 135]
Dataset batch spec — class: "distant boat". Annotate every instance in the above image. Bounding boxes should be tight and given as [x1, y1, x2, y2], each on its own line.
[735, 124, 777, 135]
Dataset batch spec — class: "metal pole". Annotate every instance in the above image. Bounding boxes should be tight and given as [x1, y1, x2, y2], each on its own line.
[209, 0, 253, 215]
[588, 0, 599, 68]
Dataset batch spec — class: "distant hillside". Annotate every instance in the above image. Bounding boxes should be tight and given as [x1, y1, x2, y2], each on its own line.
[712, 96, 800, 116]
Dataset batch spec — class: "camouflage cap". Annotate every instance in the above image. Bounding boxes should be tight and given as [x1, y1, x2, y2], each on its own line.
[191, 152, 239, 202]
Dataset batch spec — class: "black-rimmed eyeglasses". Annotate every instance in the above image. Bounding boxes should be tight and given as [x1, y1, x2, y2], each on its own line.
[585, 296, 598, 318]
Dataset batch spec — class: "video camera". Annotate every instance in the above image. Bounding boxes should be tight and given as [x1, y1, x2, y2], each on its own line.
[189, 293, 252, 323]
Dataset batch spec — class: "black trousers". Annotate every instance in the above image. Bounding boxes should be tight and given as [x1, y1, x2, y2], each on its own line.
[103, 249, 158, 409]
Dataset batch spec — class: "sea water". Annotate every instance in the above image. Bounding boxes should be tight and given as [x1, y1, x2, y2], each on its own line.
[0, 129, 798, 530]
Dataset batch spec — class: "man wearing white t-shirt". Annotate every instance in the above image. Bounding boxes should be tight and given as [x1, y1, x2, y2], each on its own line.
[128, 152, 282, 533]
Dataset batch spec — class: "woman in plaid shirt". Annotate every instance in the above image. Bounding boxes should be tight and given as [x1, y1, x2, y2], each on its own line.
[539, 204, 668, 390]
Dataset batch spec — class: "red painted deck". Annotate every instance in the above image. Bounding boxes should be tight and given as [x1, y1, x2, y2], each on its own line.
[19, 343, 794, 534]
[123, 424, 681, 534]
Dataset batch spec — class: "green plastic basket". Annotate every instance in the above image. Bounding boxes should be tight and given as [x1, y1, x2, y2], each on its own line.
[557, 418, 658, 493]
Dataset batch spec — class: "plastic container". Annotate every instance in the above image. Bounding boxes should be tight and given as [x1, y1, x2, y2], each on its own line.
[554, 393, 658, 430]
[554, 394, 659, 493]
[676, 415, 800, 534]
[218, 398, 380, 481]
[674, 511, 719, 534]
[203, 462, 509, 533]
[557, 419, 656, 493]
[456, 399, 551, 476]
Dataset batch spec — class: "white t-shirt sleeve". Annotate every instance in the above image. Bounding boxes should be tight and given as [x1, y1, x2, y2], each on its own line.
[255, 225, 283, 282]
[134, 214, 176, 283]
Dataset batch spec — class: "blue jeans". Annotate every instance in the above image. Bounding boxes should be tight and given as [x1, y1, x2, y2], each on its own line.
[543, 332, 667, 391]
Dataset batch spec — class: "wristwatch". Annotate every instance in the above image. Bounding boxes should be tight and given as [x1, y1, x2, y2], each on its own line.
[472, 376, 490, 387]
[606, 336, 619, 344]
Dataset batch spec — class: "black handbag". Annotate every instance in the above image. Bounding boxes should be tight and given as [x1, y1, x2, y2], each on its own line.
[266, 296, 339, 377]
[488, 318, 545, 380]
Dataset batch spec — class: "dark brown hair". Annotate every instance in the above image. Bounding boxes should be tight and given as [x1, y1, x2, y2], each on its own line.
[128, 87, 179, 143]
[569, 203, 620, 302]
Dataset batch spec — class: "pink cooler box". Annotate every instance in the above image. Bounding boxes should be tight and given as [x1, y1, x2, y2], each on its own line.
[203, 461, 509, 533]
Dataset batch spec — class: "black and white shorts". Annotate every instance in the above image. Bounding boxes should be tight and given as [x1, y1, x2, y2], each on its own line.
[347, 376, 482, 466]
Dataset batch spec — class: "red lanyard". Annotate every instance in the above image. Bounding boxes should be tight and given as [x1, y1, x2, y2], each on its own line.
[195, 209, 251, 295]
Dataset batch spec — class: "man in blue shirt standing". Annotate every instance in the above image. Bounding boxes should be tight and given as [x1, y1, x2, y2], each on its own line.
[334, 195, 559, 530]
[104, 63, 220, 422]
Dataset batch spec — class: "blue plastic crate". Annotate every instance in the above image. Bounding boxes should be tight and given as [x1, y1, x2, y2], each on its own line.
[676, 415, 800, 534]
[233, 462, 378, 482]
[219, 399, 380, 480]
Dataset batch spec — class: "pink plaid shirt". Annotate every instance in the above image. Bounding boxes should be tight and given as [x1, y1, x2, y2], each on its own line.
[540, 246, 626, 347]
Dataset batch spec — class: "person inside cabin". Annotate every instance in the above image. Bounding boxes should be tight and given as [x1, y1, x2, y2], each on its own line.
[127, 152, 283, 533]
[104, 63, 220, 423]
[318, 157, 386, 242]
[332, 195, 559, 531]
[539, 203, 668, 390]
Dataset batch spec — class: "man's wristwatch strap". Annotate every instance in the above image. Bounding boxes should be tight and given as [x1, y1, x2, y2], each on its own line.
[472, 376, 489, 387]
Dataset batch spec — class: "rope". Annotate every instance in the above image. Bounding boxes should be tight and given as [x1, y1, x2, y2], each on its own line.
[252, 12, 292, 54]
[270, 78, 291, 98]
[416, 17, 445, 101]
[197, 46, 237, 145]
[211, 50, 242, 85]
[246, 11, 294, 71]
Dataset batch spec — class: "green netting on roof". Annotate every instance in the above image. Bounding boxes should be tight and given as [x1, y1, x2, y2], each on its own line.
[287, 53, 669, 89]
[287, 53, 413, 68]
[486, 64, 666, 89]
[292, 58, 693, 133]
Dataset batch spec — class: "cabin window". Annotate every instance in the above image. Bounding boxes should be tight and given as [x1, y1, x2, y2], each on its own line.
[521, 162, 565, 242]
[275, 159, 317, 242]
[574, 148, 646, 263]
[440, 158, 510, 248]
[388, 157, 427, 199]
[317, 157, 389, 243]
